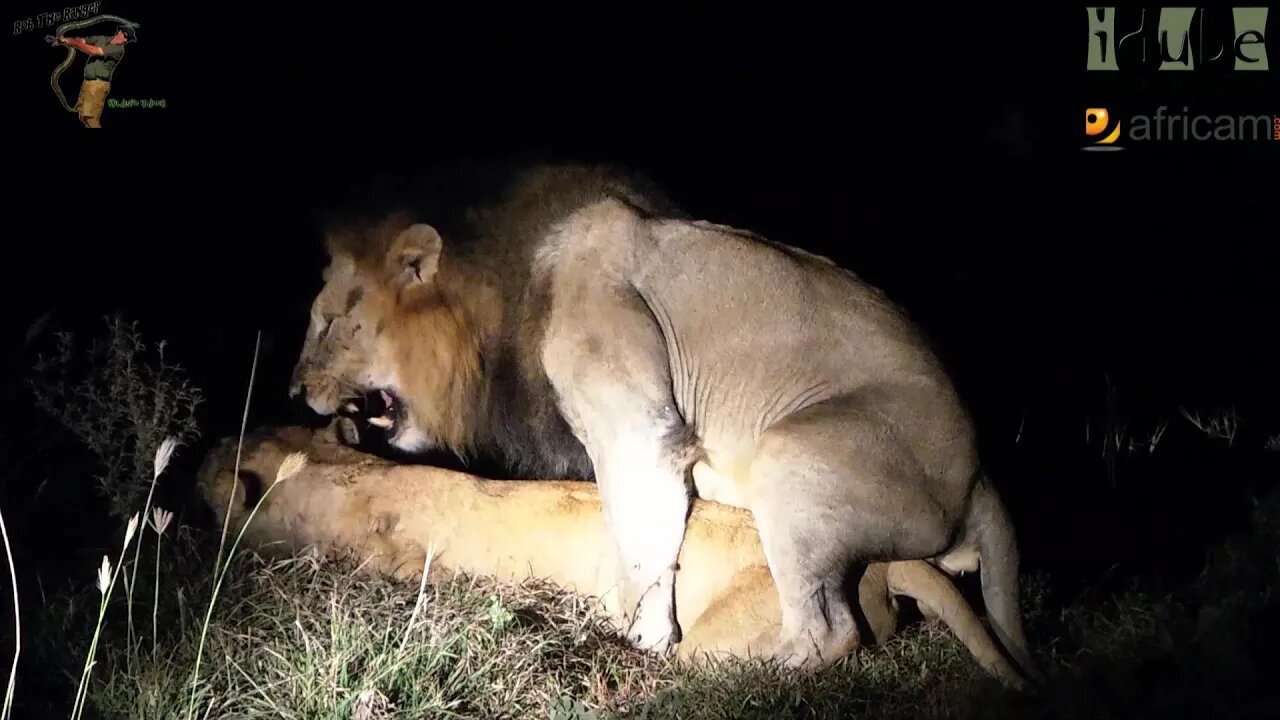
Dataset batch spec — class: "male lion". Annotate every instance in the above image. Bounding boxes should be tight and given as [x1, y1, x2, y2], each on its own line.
[195, 423, 1027, 689]
[288, 162, 1039, 681]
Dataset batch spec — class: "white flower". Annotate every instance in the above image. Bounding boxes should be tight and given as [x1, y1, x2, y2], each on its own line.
[154, 437, 178, 479]
[124, 513, 139, 547]
[96, 556, 111, 595]
[276, 452, 308, 483]
[149, 507, 174, 535]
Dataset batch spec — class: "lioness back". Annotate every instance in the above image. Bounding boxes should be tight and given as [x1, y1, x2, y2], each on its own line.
[197, 425, 1027, 689]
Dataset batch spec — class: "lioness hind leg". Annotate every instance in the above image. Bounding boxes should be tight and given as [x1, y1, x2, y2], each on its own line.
[677, 565, 781, 662]
[746, 395, 956, 670]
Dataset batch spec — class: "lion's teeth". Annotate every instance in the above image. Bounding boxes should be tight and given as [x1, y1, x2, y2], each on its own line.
[380, 390, 394, 408]
[343, 402, 359, 413]
[367, 416, 393, 428]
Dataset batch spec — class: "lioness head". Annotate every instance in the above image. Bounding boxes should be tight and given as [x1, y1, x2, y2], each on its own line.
[195, 429, 303, 537]
[289, 213, 487, 455]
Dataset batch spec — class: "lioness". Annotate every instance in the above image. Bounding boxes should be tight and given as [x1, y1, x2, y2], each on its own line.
[288, 161, 1038, 680]
[195, 423, 1026, 689]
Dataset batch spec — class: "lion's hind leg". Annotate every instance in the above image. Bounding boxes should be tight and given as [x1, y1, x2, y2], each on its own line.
[745, 394, 957, 670]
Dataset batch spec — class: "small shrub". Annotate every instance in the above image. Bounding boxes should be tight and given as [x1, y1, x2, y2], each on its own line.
[27, 315, 204, 521]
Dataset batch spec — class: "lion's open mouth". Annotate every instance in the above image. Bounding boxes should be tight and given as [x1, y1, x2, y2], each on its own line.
[339, 389, 406, 431]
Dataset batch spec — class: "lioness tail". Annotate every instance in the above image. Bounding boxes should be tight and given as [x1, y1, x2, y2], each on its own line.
[968, 472, 1044, 687]
[886, 560, 1026, 690]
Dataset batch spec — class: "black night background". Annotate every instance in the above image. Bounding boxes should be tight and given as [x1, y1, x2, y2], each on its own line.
[0, 2, 1278, 718]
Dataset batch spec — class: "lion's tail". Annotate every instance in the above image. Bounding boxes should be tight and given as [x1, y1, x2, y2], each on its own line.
[965, 471, 1044, 687]
[885, 560, 1026, 690]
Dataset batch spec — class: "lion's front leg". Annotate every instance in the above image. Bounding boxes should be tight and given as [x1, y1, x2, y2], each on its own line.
[541, 281, 697, 656]
[592, 423, 694, 654]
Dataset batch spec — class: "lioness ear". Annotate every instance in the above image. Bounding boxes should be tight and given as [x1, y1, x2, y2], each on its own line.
[234, 470, 265, 511]
[213, 470, 246, 510]
[389, 223, 443, 289]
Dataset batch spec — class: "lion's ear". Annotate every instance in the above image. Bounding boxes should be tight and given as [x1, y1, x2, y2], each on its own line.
[388, 223, 443, 289]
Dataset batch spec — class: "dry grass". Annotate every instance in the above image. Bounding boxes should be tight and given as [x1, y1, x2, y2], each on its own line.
[22, 510, 1275, 720]
[34, 540, 1024, 720]
[50, 545, 677, 719]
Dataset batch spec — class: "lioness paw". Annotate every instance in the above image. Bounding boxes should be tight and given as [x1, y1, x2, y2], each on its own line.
[335, 417, 361, 446]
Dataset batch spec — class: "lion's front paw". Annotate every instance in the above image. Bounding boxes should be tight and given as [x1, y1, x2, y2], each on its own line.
[624, 592, 680, 656]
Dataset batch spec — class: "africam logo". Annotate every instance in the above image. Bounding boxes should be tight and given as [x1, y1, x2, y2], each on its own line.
[1084, 108, 1125, 151]
[1085, 106, 1280, 150]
